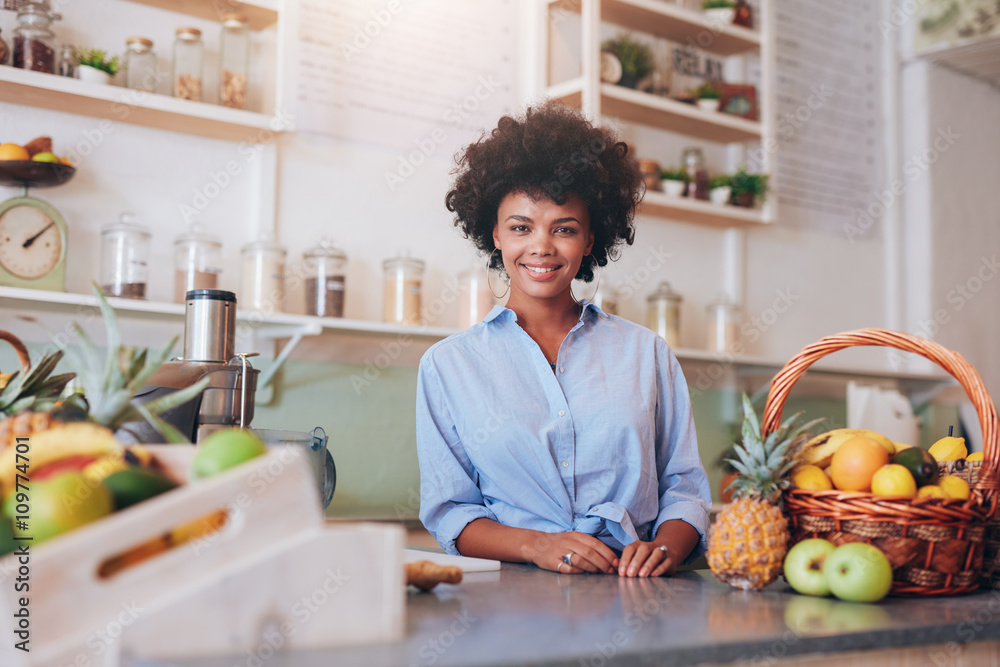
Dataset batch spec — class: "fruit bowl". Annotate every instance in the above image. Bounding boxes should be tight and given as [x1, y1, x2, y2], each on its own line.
[0, 160, 76, 188]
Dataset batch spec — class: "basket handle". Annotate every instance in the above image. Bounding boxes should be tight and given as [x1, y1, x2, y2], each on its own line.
[761, 328, 1000, 497]
[0, 331, 31, 376]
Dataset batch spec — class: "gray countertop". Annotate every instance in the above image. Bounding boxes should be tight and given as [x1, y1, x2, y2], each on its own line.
[147, 562, 1000, 667]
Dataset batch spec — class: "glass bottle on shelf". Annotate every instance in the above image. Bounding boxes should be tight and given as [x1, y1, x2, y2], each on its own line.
[383, 253, 425, 326]
[100, 213, 151, 300]
[125, 37, 157, 92]
[219, 13, 249, 109]
[681, 147, 709, 200]
[173, 227, 222, 303]
[12, 0, 60, 74]
[172, 27, 203, 101]
[57, 43, 73, 77]
[646, 281, 682, 348]
[303, 243, 347, 318]
[241, 239, 287, 313]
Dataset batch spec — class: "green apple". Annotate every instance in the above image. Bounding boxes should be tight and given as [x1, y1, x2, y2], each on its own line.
[784, 538, 835, 596]
[10, 472, 113, 544]
[823, 543, 893, 603]
[31, 152, 59, 163]
[191, 428, 267, 479]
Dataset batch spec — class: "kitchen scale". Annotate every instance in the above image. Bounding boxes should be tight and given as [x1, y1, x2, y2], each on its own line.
[0, 160, 75, 291]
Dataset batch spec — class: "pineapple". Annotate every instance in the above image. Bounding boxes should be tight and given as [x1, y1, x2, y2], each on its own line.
[0, 330, 76, 450]
[707, 395, 823, 591]
[0, 290, 208, 491]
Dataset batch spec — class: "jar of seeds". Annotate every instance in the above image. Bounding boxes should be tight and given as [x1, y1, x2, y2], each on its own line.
[172, 27, 203, 101]
[219, 13, 249, 109]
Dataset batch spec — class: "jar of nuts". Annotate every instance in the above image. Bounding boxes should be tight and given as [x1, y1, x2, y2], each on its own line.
[172, 27, 203, 102]
[13, 0, 60, 74]
[220, 14, 249, 109]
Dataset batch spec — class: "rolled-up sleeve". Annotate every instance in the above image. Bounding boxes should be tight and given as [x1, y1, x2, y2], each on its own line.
[652, 341, 712, 562]
[416, 354, 498, 555]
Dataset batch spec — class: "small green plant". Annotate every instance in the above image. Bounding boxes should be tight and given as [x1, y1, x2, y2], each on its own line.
[709, 174, 731, 190]
[601, 33, 654, 87]
[729, 168, 769, 203]
[702, 0, 736, 8]
[693, 82, 720, 100]
[660, 166, 689, 182]
[73, 48, 120, 76]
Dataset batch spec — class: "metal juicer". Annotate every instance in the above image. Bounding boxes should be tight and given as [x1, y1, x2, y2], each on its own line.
[118, 289, 259, 444]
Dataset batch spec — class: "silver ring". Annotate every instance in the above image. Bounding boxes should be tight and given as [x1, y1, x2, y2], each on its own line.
[557, 561, 564, 573]
[562, 552, 573, 565]
[658, 545, 667, 553]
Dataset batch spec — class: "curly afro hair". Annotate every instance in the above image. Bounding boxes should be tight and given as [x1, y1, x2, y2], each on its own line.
[445, 102, 643, 282]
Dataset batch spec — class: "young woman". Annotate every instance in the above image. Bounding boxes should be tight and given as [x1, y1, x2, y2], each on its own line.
[416, 103, 711, 577]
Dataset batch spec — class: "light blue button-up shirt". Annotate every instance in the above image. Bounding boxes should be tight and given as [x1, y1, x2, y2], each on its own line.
[416, 302, 711, 560]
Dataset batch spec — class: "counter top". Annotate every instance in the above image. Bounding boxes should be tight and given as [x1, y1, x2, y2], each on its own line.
[149, 561, 1000, 667]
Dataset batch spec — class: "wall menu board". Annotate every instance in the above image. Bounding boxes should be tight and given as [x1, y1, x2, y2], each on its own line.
[769, 0, 883, 238]
[296, 0, 517, 165]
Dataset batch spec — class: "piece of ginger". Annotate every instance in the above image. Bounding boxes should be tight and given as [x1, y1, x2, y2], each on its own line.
[406, 560, 463, 591]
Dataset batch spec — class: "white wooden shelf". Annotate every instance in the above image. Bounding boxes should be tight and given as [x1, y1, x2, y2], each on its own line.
[914, 33, 1000, 89]
[0, 286, 455, 340]
[551, 0, 761, 57]
[548, 78, 763, 144]
[639, 190, 769, 227]
[0, 286, 952, 386]
[0, 67, 283, 142]
[125, 0, 279, 31]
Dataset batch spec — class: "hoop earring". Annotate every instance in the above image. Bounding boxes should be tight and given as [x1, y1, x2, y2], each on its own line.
[571, 265, 601, 305]
[487, 248, 510, 300]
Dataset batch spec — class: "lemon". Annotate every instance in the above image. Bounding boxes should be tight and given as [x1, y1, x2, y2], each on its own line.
[870, 464, 917, 497]
[791, 464, 833, 491]
[917, 485, 947, 499]
[967, 452, 984, 462]
[938, 475, 971, 500]
[929, 436, 967, 462]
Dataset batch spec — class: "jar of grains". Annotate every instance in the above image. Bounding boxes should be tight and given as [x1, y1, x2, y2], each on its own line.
[174, 228, 222, 303]
[240, 239, 286, 313]
[303, 244, 347, 318]
[100, 213, 151, 300]
[172, 27, 203, 101]
[383, 254, 425, 326]
[219, 13, 250, 109]
[13, 1, 60, 74]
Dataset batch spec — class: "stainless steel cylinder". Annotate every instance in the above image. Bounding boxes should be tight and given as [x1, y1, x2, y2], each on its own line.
[183, 289, 236, 362]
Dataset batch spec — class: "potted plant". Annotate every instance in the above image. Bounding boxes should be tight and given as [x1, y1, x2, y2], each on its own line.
[74, 48, 120, 85]
[702, 0, 736, 25]
[600, 33, 654, 90]
[660, 167, 688, 197]
[728, 168, 769, 207]
[693, 82, 721, 112]
[708, 174, 731, 206]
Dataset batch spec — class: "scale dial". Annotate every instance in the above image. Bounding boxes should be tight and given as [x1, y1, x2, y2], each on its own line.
[0, 196, 67, 290]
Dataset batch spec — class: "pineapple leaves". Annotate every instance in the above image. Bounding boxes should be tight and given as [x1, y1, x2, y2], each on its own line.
[141, 377, 209, 417]
[131, 401, 191, 444]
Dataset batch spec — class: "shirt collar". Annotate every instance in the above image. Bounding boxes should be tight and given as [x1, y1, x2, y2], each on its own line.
[482, 300, 607, 325]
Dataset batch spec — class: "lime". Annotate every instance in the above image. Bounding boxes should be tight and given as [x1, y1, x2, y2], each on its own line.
[891, 447, 939, 487]
[103, 467, 179, 510]
[31, 152, 59, 163]
[191, 428, 267, 479]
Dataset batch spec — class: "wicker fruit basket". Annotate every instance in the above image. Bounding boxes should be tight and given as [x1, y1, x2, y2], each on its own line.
[762, 328, 999, 597]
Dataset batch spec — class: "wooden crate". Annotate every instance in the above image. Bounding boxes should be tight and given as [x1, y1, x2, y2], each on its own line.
[0, 448, 404, 666]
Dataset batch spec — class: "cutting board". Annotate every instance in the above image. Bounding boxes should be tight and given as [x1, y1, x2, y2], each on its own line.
[404, 547, 501, 572]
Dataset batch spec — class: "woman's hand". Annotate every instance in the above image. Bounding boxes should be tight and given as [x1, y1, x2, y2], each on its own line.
[526, 531, 619, 575]
[618, 540, 675, 578]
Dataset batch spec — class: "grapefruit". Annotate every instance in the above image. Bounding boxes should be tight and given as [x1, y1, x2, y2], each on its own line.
[829, 436, 889, 492]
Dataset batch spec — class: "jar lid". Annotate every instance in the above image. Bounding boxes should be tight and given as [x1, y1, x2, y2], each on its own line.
[174, 230, 221, 247]
[102, 214, 151, 239]
[126, 36, 153, 48]
[647, 281, 681, 302]
[241, 239, 287, 254]
[176, 26, 202, 38]
[304, 244, 346, 260]
[382, 256, 425, 271]
[221, 12, 248, 26]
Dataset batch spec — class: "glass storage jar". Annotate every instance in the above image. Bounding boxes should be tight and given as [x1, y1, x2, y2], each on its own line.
[241, 239, 286, 313]
[219, 13, 249, 109]
[681, 147, 709, 200]
[125, 36, 157, 92]
[646, 281, 682, 348]
[100, 213, 151, 300]
[706, 297, 741, 353]
[303, 244, 347, 318]
[13, 0, 60, 74]
[0, 29, 9, 66]
[172, 27, 203, 101]
[57, 43, 73, 77]
[383, 254, 424, 325]
[457, 268, 492, 329]
[173, 228, 222, 302]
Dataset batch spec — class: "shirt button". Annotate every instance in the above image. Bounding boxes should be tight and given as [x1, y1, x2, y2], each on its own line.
[562, 461, 569, 468]
[558, 410, 565, 417]
[559, 367, 565, 373]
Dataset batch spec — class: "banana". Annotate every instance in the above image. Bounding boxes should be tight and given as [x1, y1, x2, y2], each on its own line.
[929, 436, 967, 462]
[0, 423, 122, 494]
[82, 454, 129, 485]
[798, 428, 895, 468]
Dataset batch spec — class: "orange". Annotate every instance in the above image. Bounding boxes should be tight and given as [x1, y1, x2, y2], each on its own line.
[829, 436, 889, 492]
[0, 143, 30, 161]
[870, 464, 917, 497]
